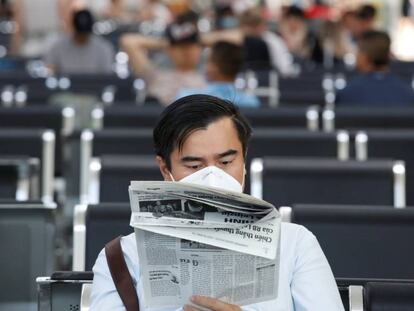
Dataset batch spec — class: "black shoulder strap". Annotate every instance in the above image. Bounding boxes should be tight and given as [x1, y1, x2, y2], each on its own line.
[105, 236, 140, 311]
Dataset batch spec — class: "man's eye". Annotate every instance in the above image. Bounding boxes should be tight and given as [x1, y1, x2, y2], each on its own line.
[187, 164, 202, 170]
[221, 160, 233, 166]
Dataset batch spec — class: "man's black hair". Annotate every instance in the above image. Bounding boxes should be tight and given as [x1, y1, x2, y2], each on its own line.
[165, 11, 199, 45]
[153, 94, 252, 170]
[284, 5, 305, 19]
[73, 9, 94, 34]
[214, 4, 233, 17]
[175, 10, 199, 25]
[210, 41, 243, 79]
[358, 30, 391, 67]
[356, 4, 377, 20]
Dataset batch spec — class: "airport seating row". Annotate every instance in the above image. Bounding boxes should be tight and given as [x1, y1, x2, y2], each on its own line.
[36, 274, 414, 311]
[0, 63, 413, 107]
[1, 124, 413, 206]
[3, 201, 414, 310]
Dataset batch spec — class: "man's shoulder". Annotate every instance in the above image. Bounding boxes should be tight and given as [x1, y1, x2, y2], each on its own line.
[121, 232, 137, 252]
[335, 74, 367, 103]
[280, 222, 318, 255]
[346, 74, 371, 87]
[90, 35, 113, 49]
[386, 74, 414, 90]
[49, 35, 72, 50]
[281, 222, 313, 240]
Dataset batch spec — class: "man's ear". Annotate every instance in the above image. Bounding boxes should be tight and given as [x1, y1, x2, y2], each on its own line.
[156, 156, 173, 181]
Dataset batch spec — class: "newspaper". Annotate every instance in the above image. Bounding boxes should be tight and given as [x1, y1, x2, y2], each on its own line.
[129, 181, 281, 309]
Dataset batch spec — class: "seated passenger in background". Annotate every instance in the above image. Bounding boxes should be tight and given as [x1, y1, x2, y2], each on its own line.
[340, 4, 377, 58]
[239, 8, 295, 76]
[202, 7, 295, 76]
[44, 8, 114, 75]
[120, 12, 206, 106]
[349, 4, 377, 42]
[279, 5, 324, 64]
[177, 41, 260, 108]
[336, 30, 414, 106]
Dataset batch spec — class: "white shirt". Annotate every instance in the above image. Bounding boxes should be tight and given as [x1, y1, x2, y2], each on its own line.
[91, 223, 344, 311]
[262, 31, 296, 77]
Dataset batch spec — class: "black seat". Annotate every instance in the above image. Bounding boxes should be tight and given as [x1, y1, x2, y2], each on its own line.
[0, 164, 18, 199]
[246, 130, 348, 194]
[323, 107, 414, 131]
[364, 281, 414, 311]
[356, 130, 414, 205]
[73, 203, 132, 271]
[61, 74, 136, 102]
[80, 129, 154, 202]
[0, 106, 74, 175]
[336, 278, 414, 311]
[0, 156, 40, 200]
[0, 202, 56, 310]
[252, 157, 400, 206]
[241, 106, 318, 129]
[88, 155, 161, 203]
[285, 205, 414, 279]
[92, 106, 318, 130]
[37, 271, 93, 311]
[248, 129, 346, 159]
[246, 128, 349, 195]
[0, 73, 50, 103]
[92, 106, 162, 129]
[0, 73, 137, 103]
[0, 129, 55, 203]
[239, 69, 325, 106]
[279, 73, 325, 106]
[88, 128, 154, 156]
[336, 278, 363, 311]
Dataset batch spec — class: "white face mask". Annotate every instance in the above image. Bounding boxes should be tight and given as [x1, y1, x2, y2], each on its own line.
[169, 166, 244, 193]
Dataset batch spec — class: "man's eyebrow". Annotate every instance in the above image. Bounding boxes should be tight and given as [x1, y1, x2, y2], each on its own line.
[180, 156, 204, 162]
[217, 149, 238, 158]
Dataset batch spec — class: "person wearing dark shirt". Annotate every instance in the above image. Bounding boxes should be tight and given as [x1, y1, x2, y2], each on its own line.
[279, 5, 324, 64]
[336, 30, 414, 106]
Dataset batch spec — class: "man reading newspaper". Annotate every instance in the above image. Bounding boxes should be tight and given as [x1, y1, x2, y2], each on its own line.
[128, 180, 281, 309]
[91, 94, 344, 311]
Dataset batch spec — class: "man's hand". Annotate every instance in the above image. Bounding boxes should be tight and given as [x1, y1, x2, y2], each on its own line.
[183, 295, 241, 311]
[119, 34, 167, 76]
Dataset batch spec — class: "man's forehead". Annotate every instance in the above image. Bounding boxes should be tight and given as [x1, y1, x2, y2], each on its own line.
[183, 117, 238, 139]
[176, 119, 241, 156]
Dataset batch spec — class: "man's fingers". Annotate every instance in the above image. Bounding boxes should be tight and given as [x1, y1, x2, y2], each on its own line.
[183, 304, 201, 311]
[190, 295, 240, 311]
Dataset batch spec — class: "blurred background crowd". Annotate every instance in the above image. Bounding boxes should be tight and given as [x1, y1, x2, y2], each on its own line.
[0, 0, 413, 108]
[2, 0, 414, 61]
